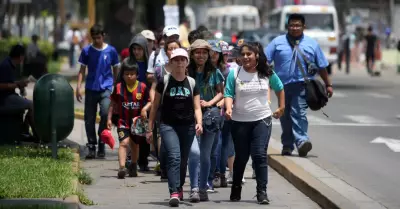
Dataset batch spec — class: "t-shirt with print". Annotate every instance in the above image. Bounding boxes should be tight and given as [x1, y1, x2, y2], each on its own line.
[110, 81, 150, 129]
[156, 76, 200, 126]
[195, 69, 224, 101]
[224, 67, 283, 122]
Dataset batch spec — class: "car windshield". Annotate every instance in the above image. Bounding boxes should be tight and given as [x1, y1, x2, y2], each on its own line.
[285, 13, 334, 31]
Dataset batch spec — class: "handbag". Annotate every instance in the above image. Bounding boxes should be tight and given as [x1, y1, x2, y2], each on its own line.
[292, 44, 329, 111]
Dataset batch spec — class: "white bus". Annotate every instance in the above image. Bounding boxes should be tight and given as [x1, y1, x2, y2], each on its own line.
[207, 5, 260, 32]
[268, 5, 339, 73]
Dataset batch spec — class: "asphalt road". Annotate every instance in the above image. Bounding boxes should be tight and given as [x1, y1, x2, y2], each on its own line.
[270, 68, 400, 209]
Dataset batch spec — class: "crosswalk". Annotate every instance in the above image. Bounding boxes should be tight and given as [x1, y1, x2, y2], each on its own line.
[331, 91, 394, 99]
[272, 114, 400, 127]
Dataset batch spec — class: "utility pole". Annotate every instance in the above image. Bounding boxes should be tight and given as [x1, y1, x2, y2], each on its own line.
[88, 0, 95, 28]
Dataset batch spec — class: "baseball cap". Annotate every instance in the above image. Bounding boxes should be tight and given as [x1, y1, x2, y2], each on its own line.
[219, 41, 231, 54]
[170, 48, 189, 62]
[140, 30, 156, 41]
[163, 25, 180, 37]
[208, 40, 222, 53]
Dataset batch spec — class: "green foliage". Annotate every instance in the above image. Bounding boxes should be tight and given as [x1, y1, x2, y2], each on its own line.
[0, 37, 54, 60]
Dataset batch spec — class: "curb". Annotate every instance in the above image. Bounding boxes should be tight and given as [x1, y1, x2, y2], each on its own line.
[74, 111, 100, 123]
[63, 149, 81, 209]
[267, 147, 357, 209]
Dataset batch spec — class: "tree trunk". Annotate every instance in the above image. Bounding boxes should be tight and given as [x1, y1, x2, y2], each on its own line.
[145, 0, 165, 32]
[178, 0, 186, 24]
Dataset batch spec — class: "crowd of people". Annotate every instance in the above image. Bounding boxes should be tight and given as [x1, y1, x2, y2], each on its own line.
[76, 13, 333, 207]
[0, 13, 334, 207]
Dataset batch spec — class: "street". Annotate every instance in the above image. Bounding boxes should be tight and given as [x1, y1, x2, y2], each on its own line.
[270, 67, 400, 209]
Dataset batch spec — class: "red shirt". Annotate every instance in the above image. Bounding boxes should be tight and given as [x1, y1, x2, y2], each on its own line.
[110, 81, 150, 129]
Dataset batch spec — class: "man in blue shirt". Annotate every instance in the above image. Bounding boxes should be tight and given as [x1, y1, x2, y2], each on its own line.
[76, 24, 120, 159]
[265, 14, 333, 157]
[0, 44, 38, 139]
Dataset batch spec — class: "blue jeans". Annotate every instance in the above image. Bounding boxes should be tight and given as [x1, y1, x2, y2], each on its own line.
[280, 82, 308, 150]
[231, 117, 272, 192]
[199, 107, 222, 190]
[219, 119, 234, 174]
[160, 123, 195, 194]
[208, 130, 221, 185]
[188, 136, 200, 189]
[84, 89, 111, 148]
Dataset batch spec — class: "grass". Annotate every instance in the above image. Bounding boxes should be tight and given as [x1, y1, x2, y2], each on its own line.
[75, 189, 95, 206]
[0, 146, 75, 199]
[77, 169, 93, 185]
[47, 60, 61, 74]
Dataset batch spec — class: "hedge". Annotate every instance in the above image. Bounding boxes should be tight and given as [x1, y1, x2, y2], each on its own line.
[0, 37, 54, 60]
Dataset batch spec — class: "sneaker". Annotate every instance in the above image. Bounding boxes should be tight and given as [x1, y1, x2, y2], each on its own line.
[256, 191, 270, 204]
[189, 188, 200, 203]
[160, 169, 168, 182]
[85, 146, 96, 159]
[252, 169, 256, 179]
[298, 141, 312, 157]
[206, 184, 214, 193]
[212, 173, 221, 188]
[199, 189, 209, 201]
[242, 176, 246, 184]
[117, 168, 126, 179]
[220, 175, 228, 188]
[281, 147, 293, 156]
[169, 193, 180, 207]
[230, 185, 242, 202]
[227, 172, 233, 184]
[128, 163, 138, 177]
[97, 144, 106, 159]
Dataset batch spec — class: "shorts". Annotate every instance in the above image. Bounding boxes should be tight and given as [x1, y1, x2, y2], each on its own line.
[117, 128, 146, 144]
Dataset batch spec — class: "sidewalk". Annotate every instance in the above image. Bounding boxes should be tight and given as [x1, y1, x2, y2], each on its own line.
[67, 120, 320, 209]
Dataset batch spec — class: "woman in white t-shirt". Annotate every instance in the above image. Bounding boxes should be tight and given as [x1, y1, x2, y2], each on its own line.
[224, 42, 285, 204]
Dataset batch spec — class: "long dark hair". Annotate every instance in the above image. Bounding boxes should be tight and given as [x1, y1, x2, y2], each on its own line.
[187, 49, 216, 82]
[215, 52, 225, 72]
[240, 42, 273, 79]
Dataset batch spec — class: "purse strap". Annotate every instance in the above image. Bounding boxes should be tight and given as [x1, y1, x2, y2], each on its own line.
[286, 35, 310, 83]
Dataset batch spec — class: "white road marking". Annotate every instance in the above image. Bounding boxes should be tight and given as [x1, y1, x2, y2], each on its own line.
[332, 91, 347, 98]
[344, 115, 385, 124]
[307, 115, 333, 124]
[371, 137, 400, 152]
[366, 92, 393, 99]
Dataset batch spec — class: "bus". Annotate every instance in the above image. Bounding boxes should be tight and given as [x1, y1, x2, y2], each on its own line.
[268, 5, 339, 74]
[207, 5, 260, 44]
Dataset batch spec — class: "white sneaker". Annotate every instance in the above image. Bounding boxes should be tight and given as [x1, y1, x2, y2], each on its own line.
[227, 172, 233, 184]
[242, 176, 246, 183]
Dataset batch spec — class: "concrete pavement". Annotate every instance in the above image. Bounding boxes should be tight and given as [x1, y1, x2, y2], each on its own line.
[269, 67, 400, 209]
[66, 119, 320, 209]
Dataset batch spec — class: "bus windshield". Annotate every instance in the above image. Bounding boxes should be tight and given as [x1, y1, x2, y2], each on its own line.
[285, 13, 334, 31]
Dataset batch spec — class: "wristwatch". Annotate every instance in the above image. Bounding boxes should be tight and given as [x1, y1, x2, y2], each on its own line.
[326, 84, 333, 88]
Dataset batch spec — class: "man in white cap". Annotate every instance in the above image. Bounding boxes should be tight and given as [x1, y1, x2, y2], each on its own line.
[141, 29, 156, 56]
[146, 25, 180, 80]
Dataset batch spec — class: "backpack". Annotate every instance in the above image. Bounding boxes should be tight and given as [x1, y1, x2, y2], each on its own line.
[161, 74, 196, 104]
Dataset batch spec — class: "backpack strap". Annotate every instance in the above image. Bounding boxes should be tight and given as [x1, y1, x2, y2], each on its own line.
[161, 74, 171, 105]
[153, 50, 159, 68]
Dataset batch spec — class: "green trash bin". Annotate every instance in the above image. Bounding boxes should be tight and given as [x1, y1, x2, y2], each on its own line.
[33, 74, 74, 143]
